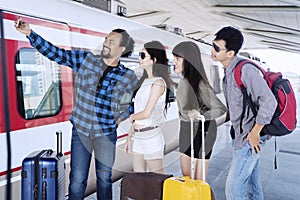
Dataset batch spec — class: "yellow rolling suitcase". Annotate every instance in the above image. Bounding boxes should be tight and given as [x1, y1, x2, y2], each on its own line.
[163, 115, 212, 200]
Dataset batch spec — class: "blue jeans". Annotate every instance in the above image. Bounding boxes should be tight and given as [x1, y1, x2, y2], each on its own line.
[225, 136, 267, 200]
[68, 125, 117, 200]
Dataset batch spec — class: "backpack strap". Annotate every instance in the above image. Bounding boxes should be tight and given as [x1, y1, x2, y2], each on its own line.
[233, 59, 265, 134]
[234, 59, 267, 89]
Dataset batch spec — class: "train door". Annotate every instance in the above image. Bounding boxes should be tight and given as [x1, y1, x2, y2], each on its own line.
[0, 11, 73, 199]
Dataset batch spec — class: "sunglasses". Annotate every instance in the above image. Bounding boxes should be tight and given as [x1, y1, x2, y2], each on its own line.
[212, 42, 227, 52]
[139, 52, 150, 60]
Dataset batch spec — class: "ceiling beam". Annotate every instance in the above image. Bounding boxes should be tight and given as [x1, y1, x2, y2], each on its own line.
[209, 5, 300, 12]
[269, 45, 300, 54]
[260, 39, 300, 48]
[127, 11, 170, 19]
[277, 0, 300, 7]
[245, 28, 295, 36]
[221, 12, 300, 35]
[248, 32, 300, 47]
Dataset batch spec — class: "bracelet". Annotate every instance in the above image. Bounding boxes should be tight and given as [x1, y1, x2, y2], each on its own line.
[130, 115, 135, 123]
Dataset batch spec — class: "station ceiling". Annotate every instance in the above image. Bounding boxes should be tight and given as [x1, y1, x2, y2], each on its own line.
[125, 0, 300, 54]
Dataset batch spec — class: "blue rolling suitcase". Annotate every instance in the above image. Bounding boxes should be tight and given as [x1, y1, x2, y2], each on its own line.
[21, 131, 65, 200]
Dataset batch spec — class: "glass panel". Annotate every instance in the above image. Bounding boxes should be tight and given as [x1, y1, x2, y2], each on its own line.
[15, 48, 62, 119]
[119, 57, 139, 104]
[211, 65, 221, 94]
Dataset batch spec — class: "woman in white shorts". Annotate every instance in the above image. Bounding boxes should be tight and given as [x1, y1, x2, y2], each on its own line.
[124, 41, 174, 173]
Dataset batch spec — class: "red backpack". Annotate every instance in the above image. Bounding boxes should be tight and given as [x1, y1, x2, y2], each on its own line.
[234, 59, 297, 137]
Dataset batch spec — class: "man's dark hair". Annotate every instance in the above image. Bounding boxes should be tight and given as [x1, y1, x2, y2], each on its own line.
[112, 28, 135, 57]
[214, 26, 244, 55]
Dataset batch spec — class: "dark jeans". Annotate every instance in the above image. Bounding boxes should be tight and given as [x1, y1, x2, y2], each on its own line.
[68, 125, 117, 200]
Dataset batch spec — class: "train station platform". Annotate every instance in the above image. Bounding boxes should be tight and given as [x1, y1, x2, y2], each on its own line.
[85, 120, 300, 200]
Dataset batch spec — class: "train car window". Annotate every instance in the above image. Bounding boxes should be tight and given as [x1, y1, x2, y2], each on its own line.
[168, 62, 180, 103]
[119, 57, 139, 109]
[167, 86, 176, 103]
[211, 65, 221, 94]
[15, 48, 62, 119]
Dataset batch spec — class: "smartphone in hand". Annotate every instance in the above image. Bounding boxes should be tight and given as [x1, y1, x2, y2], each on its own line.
[15, 17, 22, 28]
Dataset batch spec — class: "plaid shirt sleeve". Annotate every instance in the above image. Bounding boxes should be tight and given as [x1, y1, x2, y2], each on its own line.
[115, 69, 138, 122]
[27, 30, 89, 72]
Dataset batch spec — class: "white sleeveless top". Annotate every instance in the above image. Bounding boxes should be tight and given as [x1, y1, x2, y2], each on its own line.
[134, 77, 166, 127]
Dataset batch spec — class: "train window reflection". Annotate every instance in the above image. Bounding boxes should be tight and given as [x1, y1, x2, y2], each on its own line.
[211, 65, 221, 94]
[15, 48, 62, 119]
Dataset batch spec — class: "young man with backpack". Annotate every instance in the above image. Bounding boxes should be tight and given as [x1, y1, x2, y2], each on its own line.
[211, 26, 277, 200]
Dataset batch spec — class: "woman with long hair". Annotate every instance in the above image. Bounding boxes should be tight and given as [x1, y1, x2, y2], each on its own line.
[172, 41, 227, 179]
[124, 41, 173, 173]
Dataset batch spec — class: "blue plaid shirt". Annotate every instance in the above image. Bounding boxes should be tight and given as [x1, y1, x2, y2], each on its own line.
[28, 31, 138, 137]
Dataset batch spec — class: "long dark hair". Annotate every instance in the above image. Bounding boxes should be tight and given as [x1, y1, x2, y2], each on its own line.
[172, 41, 209, 106]
[136, 40, 174, 111]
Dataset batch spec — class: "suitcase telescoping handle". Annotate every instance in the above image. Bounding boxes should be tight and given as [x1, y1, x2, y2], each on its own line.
[190, 114, 206, 181]
[56, 131, 63, 157]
